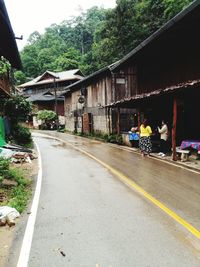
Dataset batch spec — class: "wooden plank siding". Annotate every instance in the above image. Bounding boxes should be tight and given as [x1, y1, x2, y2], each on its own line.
[113, 65, 137, 102]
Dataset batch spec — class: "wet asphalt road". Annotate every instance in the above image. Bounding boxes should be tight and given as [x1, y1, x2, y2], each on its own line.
[43, 131, 200, 230]
[26, 133, 200, 266]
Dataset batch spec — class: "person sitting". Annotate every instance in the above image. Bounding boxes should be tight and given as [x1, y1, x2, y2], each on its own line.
[129, 126, 139, 147]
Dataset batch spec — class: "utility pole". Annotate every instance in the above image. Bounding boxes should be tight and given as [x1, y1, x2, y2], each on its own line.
[53, 76, 59, 130]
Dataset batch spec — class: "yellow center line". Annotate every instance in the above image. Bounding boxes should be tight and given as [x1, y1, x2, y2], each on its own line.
[34, 133, 200, 240]
[76, 144, 200, 240]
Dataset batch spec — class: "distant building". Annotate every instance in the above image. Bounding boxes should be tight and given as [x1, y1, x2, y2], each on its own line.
[19, 69, 84, 127]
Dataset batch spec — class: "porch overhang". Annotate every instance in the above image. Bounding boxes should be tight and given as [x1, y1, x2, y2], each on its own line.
[106, 79, 200, 108]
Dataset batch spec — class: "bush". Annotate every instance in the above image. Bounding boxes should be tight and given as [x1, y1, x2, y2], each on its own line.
[12, 124, 32, 145]
[0, 158, 10, 178]
[4, 95, 31, 124]
[9, 185, 31, 213]
[0, 158, 31, 213]
[116, 134, 123, 145]
[107, 134, 117, 143]
[107, 134, 123, 144]
[37, 110, 57, 121]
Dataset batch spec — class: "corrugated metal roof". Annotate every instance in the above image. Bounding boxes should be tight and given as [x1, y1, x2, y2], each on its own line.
[62, 61, 119, 95]
[19, 69, 84, 88]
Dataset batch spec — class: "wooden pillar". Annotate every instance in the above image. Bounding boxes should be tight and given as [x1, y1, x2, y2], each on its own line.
[117, 107, 120, 135]
[107, 107, 111, 135]
[172, 96, 177, 161]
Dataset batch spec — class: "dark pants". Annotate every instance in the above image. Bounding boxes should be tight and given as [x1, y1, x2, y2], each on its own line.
[160, 139, 167, 154]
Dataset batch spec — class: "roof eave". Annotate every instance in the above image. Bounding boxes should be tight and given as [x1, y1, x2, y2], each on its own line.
[110, 0, 199, 71]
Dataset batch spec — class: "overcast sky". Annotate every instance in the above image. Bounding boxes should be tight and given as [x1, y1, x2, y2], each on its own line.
[4, 0, 116, 51]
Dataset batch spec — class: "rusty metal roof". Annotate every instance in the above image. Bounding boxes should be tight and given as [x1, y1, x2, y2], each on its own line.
[107, 79, 200, 108]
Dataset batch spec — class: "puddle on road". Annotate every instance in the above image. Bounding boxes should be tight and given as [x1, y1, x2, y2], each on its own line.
[52, 141, 68, 148]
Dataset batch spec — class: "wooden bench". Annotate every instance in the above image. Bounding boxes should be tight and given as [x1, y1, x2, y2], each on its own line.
[176, 147, 190, 161]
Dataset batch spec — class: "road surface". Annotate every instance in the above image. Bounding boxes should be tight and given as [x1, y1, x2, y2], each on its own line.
[8, 133, 200, 266]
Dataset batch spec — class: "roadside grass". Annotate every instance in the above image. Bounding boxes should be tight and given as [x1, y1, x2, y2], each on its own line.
[72, 130, 123, 145]
[0, 158, 32, 213]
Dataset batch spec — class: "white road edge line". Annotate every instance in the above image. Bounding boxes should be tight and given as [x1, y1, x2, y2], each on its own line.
[17, 140, 42, 267]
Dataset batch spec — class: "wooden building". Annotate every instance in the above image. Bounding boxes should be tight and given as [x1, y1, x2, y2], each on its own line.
[63, 0, 200, 158]
[0, 0, 21, 98]
[63, 66, 113, 134]
[107, 0, 200, 158]
[19, 69, 84, 116]
[27, 89, 65, 115]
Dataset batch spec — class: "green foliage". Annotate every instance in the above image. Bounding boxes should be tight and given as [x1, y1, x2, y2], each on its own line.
[14, 71, 27, 85]
[0, 158, 28, 184]
[17, 1, 193, 79]
[4, 95, 32, 124]
[0, 57, 11, 78]
[9, 168, 30, 187]
[0, 158, 31, 213]
[53, 48, 81, 71]
[163, 0, 193, 20]
[37, 110, 57, 121]
[107, 134, 123, 144]
[116, 134, 123, 145]
[0, 158, 10, 179]
[12, 124, 32, 145]
[107, 134, 117, 143]
[3, 96, 32, 146]
[9, 185, 31, 213]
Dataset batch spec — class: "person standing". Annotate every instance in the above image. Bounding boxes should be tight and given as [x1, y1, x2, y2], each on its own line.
[139, 119, 152, 157]
[158, 120, 168, 157]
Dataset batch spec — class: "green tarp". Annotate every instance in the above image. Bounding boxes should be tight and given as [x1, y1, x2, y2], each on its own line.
[0, 117, 6, 146]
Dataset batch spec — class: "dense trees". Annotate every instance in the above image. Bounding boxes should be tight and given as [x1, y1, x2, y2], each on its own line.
[16, 0, 193, 84]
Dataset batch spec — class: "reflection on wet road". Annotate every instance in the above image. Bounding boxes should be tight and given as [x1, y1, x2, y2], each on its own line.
[44, 131, 200, 231]
[27, 134, 200, 267]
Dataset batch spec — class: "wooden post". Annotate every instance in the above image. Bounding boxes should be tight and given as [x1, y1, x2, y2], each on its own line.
[172, 96, 177, 161]
[107, 107, 111, 135]
[117, 107, 120, 135]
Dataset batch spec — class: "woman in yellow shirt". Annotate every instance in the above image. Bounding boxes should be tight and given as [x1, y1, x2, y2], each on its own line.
[139, 119, 152, 157]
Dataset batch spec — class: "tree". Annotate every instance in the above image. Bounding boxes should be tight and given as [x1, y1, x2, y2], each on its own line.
[37, 110, 57, 121]
[163, 0, 193, 20]
[14, 71, 27, 85]
[53, 48, 81, 71]
[17, 1, 194, 80]
[4, 95, 32, 124]
[37, 110, 57, 130]
[27, 31, 41, 45]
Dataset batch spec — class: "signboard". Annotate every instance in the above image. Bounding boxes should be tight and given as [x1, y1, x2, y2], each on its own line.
[78, 95, 85, 104]
[116, 78, 126, 84]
